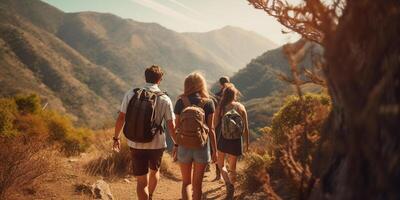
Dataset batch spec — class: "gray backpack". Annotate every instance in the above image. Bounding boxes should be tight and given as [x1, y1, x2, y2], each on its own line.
[221, 105, 244, 140]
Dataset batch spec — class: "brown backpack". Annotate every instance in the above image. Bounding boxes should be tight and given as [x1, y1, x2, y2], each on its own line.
[123, 88, 164, 143]
[176, 96, 209, 149]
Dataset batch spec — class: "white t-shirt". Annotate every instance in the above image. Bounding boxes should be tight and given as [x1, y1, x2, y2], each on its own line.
[120, 83, 175, 149]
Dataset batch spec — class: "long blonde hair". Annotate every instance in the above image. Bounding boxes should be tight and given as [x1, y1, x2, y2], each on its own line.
[181, 72, 209, 98]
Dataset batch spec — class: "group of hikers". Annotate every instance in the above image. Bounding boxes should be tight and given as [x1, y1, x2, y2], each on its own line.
[112, 65, 249, 200]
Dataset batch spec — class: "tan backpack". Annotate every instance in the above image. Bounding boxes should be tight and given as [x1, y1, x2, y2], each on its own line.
[176, 96, 209, 149]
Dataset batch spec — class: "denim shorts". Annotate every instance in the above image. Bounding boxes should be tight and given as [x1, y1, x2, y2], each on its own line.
[177, 144, 210, 164]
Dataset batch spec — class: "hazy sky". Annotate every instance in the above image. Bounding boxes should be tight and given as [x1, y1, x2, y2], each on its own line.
[42, 0, 300, 45]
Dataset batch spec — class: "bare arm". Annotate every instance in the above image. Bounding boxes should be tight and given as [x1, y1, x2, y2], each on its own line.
[207, 113, 218, 161]
[113, 112, 125, 152]
[240, 104, 250, 151]
[114, 112, 125, 139]
[167, 119, 177, 144]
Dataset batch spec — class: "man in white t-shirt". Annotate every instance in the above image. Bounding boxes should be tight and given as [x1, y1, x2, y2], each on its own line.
[113, 65, 176, 200]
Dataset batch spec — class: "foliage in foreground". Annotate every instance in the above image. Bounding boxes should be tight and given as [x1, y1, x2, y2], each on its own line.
[241, 93, 331, 199]
[0, 135, 59, 199]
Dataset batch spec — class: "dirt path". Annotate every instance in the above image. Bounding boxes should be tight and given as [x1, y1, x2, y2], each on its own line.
[110, 162, 228, 200]
[27, 153, 232, 200]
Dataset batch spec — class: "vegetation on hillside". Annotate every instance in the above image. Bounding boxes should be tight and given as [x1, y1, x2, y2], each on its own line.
[0, 94, 93, 155]
[0, 0, 276, 128]
[240, 93, 331, 199]
[229, 42, 322, 101]
[0, 93, 96, 199]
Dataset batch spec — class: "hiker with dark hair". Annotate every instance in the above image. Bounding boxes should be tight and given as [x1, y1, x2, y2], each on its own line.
[215, 76, 230, 103]
[170, 72, 218, 200]
[113, 65, 176, 200]
[215, 83, 249, 199]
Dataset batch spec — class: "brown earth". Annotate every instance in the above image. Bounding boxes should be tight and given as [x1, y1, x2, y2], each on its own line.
[14, 151, 241, 200]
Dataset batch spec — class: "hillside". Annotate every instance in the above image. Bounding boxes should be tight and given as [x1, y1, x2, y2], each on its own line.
[0, 0, 276, 127]
[231, 41, 322, 101]
[184, 26, 277, 71]
[226, 42, 324, 129]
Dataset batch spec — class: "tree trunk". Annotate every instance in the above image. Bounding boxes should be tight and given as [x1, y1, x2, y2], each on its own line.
[314, 1, 400, 199]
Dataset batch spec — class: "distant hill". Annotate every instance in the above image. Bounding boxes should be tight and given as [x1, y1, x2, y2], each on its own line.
[231, 41, 322, 101]
[224, 41, 324, 129]
[0, 0, 276, 127]
[184, 26, 277, 71]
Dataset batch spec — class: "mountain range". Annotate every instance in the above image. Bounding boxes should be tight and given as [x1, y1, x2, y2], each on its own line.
[0, 0, 276, 127]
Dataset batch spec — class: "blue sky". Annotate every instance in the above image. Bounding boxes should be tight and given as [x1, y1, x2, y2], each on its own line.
[42, 0, 300, 45]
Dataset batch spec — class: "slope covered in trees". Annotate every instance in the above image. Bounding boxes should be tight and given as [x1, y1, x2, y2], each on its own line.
[0, 0, 276, 127]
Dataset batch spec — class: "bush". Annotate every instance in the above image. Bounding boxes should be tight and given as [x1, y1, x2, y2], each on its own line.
[241, 93, 331, 199]
[42, 111, 93, 156]
[85, 143, 132, 177]
[14, 114, 49, 137]
[14, 94, 41, 114]
[63, 128, 93, 155]
[271, 93, 330, 145]
[0, 135, 58, 199]
[240, 152, 273, 192]
[0, 98, 18, 136]
[85, 135, 178, 179]
[0, 94, 94, 156]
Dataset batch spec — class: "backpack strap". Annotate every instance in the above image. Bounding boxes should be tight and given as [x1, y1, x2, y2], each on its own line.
[153, 91, 165, 96]
[133, 88, 143, 99]
[182, 96, 191, 108]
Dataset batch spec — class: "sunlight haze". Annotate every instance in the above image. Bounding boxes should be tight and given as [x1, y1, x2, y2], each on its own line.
[42, 0, 300, 45]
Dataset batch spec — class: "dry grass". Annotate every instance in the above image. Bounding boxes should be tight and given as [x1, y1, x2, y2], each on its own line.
[0, 135, 59, 199]
[84, 130, 179, 179]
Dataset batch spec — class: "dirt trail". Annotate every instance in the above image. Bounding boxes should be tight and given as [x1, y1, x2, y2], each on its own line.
[29, 153, 232, 200]
[110, 162, 228, 200]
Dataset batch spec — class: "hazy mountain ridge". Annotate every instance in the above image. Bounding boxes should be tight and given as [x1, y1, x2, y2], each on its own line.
[231, 42, 322, 101]
[184, 26, 278, 71]
[0, 0, 276, 127]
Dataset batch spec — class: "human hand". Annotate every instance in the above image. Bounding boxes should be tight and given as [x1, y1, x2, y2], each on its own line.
[112, 138, 121, 152]
[172, 146, 178, 162]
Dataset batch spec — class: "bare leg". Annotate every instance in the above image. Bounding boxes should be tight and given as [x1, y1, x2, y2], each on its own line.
[136, 174, 149, 200]
[192, 162, 207, 200]
[148, 169, 160, 198]
[180, 162, 193, 200]
[214, 163, 221, 180]
[226, 154, 238, 184]
[217, 150, 230, 185]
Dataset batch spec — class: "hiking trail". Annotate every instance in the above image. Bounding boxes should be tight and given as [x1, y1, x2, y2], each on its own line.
[33, 152, 236, 200]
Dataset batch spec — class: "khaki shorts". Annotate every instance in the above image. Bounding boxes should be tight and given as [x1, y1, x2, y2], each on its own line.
[130, 148, 164, 176]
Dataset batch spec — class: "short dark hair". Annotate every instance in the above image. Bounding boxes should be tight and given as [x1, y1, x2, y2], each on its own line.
[145, 65, 164, 84]
[219, 76, 230, 85]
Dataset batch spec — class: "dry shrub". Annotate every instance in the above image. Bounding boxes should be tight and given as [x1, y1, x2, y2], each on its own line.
[85, 143, 132, 178]
[85, 133, 178, 179]
[14, 114, 49, 137]
[41, 110, 94, 156]
[0, 94, 93, 156]
[240, 152, 273, 193]
[0, 135, 59, 199]
[241, 93, 331, 199]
